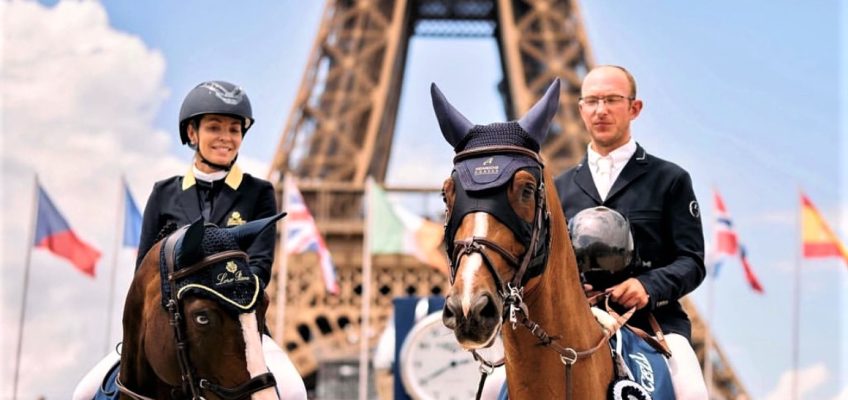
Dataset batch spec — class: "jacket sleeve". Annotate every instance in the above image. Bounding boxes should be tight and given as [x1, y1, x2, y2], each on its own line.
[636, 171, 706, 310]
[247, 180, 278, 287]
[136, 182, 163, 269]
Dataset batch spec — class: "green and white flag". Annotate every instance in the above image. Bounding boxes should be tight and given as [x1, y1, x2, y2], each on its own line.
[367, 178, 448, 273]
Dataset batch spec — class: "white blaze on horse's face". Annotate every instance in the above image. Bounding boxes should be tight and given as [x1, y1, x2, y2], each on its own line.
[239, 312, 279, 400]
[460, 212, 490, 317]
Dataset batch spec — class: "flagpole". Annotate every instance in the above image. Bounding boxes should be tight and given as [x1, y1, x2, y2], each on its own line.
[703, 272, 715, 394]
[274, 174, 291, 342]
[13, 174, 39, 400]
[359, 177, 374, 400]
[792, 190, 802, 400]
[704, 187, 716, 393]
[105, 176, 125, 353]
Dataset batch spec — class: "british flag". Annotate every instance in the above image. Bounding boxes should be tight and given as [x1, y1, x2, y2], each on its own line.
[284, 178, 339, 294]
[711, 188, 763, 293]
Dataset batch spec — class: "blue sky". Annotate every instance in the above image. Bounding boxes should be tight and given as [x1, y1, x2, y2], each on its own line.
[2, 1, 846, 398]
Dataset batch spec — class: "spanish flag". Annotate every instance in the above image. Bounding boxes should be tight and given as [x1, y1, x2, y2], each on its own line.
[801, 193, 848, 266]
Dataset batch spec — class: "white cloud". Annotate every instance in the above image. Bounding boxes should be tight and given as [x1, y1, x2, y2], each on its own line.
[764, 363, 829, 400]
[834, 385, 848, 400]
[1, 1, 183, 397]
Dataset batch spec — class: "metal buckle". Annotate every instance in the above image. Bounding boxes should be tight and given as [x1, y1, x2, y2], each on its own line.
[503, 283, 525, 329]
[560, 348, 578, 366]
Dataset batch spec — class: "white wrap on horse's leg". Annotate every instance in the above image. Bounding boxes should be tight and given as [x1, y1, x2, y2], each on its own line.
[71, 349, 120, 400]
[664, 333, 709, 400]
[263, 334, 308, 400]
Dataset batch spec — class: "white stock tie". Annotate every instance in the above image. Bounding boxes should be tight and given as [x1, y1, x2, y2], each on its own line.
[596, 156, 613, 200]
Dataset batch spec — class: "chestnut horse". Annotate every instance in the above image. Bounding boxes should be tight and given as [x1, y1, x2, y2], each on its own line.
[117, 214, 285, 400]
[434, 80, 614, 399]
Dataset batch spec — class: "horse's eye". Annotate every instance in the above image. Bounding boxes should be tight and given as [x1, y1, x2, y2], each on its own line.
[194, 313, 210, 325]
[522, 184, 536, 199]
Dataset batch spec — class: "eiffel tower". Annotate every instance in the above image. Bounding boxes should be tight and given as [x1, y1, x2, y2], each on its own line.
[269, 1, 748, 398]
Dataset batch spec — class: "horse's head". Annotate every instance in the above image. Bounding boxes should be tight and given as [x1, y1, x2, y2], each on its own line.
[121, 213, 286, 400]
[434, 79, 561, 349]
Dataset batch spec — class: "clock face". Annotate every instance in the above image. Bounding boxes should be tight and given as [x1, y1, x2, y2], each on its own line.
[400, 311, 503, 400]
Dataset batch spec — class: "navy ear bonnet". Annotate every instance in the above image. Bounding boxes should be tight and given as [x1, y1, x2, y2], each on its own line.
[161, 225, 259, 314]
[159, 213, 286, 314]
[453, 123, 542, 192]
[433, 80, 560, 284]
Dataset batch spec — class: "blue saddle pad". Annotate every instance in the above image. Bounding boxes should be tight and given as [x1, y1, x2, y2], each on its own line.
[494, 326, 674, 399]
[93, 361, 120, 400]
[610, 327, 674, 399]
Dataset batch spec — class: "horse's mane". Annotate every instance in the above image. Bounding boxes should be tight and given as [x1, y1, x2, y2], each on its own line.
[155, 221, 178, 243]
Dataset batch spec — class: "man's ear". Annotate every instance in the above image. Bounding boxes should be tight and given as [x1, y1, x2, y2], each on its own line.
[629, 99, 644, 119]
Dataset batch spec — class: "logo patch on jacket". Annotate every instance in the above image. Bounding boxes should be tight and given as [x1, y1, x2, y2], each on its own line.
[689, 201, 700, 218]
[227, 211, 246, 226]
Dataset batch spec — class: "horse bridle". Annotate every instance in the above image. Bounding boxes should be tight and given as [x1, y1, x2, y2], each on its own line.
[447, 145, 610, 400]
[117, 226, 277, 400]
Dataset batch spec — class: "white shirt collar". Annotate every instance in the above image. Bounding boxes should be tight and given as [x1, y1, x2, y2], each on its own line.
[587, 138, 637, 170]
[192, 164, 228, 183]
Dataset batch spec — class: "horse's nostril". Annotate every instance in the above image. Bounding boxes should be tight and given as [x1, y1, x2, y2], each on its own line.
[479, 295, 499, 320]
[442, 298, 459, 329]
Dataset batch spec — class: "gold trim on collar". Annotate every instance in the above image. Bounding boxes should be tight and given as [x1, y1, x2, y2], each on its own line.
[224, 164, 243, 190]
[182, 166, 196, 191]
[181, 164, 244, 191]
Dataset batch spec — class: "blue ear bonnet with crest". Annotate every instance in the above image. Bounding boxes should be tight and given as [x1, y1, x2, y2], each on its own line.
[432, 79, 560, 284]
[159, 213, 286, 314]
[431, 79, 560, 192]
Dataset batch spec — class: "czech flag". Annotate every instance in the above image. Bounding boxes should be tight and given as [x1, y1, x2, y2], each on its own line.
[122, 180, 142, 248]
[33, 184, 101, 277]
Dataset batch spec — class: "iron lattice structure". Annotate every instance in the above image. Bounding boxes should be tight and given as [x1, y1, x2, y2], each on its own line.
[268, 1, 748, 398]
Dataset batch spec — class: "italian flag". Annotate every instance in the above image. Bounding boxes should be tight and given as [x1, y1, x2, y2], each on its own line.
[368, 180, 449, 274]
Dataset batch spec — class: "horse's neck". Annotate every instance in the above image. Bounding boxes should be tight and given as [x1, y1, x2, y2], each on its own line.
[519, 256, 605, 353]
[501, 244, 612, 399]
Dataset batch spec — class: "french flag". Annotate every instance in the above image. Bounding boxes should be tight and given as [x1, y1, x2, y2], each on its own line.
[33, 184, 101, 277]
[711, 189, 763, 293]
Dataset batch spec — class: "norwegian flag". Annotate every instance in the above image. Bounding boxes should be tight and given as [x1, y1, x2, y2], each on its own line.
[284, 179, 339, 294]
[711, 189, 764, 293]
[714, 189, 740, 257]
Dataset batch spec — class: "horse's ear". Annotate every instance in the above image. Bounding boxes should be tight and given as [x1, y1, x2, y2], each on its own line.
[431, 83, 474, 148]
[518, 78, 561, 145]
[179, 217, 205, 266]
[228, 212, 287, 251]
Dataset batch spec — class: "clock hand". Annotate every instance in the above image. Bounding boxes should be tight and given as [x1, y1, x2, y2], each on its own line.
[420, 357, 473, 384]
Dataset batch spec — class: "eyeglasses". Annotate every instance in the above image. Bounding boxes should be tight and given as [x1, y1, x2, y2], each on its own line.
[578, 95, 634, 109]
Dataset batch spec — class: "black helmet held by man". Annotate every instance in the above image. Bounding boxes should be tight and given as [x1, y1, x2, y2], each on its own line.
[178, 81, 254, 170]
[568, 206, 635, 290]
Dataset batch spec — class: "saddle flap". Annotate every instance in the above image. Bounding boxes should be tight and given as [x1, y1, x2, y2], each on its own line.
[609, 327, 674, 399]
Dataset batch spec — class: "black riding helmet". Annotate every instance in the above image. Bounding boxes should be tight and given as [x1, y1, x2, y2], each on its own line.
[178, 81, 254, 170]
[569, 206, 635, 289]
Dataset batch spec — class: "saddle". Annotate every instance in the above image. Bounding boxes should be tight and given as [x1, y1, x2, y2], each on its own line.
[93, 362, 120, 400]
[591, 299, 675, 400]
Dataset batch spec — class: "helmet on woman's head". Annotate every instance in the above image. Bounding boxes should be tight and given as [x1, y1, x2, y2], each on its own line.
[178, 81, 254, 145]
[569, 206, 635, 288]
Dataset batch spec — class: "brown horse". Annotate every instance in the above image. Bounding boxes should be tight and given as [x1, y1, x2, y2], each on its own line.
[117, 215, 285, 400]
[433, 80, 614, 399]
